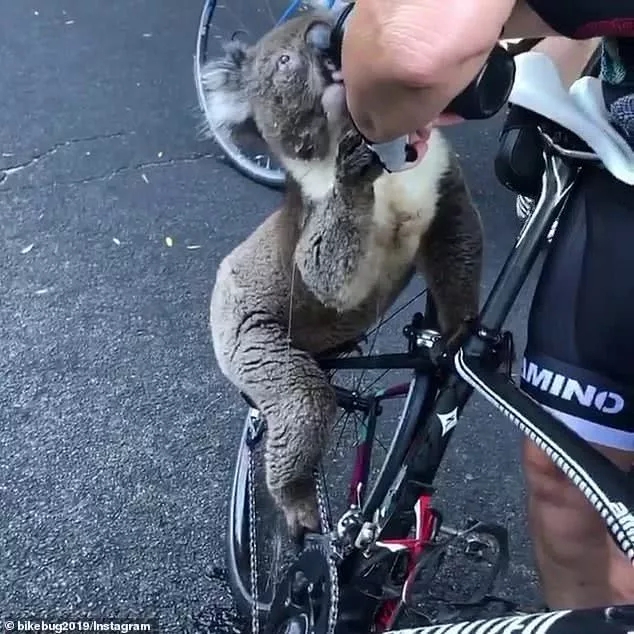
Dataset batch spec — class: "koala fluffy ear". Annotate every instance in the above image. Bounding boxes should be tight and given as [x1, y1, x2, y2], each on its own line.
[199, 39, 253, 132]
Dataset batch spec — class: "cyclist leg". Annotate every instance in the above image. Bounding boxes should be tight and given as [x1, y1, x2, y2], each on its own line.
[519, 164, 634, 608]
[523, 443, 634, 607]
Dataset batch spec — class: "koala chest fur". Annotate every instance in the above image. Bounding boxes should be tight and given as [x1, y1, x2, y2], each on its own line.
[286, 128, 452, 313]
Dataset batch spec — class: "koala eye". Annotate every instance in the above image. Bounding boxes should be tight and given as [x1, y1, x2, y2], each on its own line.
[277, 54, 291, 67]
[275, 51, 300, 73]
[305, 21, 332, 53]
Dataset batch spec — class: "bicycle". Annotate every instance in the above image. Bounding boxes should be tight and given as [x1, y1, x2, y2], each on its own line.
[205, 13, 634, 634]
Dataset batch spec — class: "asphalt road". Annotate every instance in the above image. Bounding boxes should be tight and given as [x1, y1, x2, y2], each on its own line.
[1, 1, 547, 631]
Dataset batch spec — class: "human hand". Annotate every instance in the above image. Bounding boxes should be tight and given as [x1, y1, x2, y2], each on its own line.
[339, 0, 514, 142]
[397, 116, 464, 167]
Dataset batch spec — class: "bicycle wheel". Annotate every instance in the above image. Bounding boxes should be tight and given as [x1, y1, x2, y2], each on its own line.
[194, 0, 335, 189]
[225, 282, 438, 628]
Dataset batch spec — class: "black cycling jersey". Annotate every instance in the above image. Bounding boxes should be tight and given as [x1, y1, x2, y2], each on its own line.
[527, 0, 634, 104]
[525, 0, 634, 38]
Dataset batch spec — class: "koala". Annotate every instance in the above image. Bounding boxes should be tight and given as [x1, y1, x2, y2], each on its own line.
[203, 8, 484, 539]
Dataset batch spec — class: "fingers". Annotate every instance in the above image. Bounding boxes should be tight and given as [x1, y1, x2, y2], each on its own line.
[433, 113, 465, 126]
[404, 126, 432, 167]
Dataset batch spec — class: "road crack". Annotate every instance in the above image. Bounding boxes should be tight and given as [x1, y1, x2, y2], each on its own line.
[0, 148, 222, 191]
[69, 151, 221, 186]
[0, 131, 133, 186]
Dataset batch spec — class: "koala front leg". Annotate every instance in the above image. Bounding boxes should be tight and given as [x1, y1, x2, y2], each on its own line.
[223, 315, 337, 539]
[295, 127, 384, 312]
[416, 161, 483, 343]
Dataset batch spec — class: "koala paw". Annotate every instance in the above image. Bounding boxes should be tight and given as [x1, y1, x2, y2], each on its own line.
[444, 318, 475, 352]
[336, 127, 384, 187]
[270, 479, 321, 542]
[283, 499, 321, 544]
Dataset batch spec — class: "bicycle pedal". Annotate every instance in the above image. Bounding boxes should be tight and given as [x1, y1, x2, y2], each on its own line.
[464, 539, 489, 559]
[412, 521, 510, 607]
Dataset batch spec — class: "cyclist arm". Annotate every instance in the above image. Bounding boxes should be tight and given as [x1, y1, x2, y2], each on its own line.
[340, 0, 563, 143]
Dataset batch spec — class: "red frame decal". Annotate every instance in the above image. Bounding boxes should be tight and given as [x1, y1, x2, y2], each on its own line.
[373, 494, 438, 631]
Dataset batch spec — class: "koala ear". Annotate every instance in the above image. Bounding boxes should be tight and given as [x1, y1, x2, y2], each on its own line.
[199, 39, 253, 132]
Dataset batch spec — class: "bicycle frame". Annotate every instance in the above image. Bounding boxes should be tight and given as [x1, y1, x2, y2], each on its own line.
[226, 133, 634, 632]
[310, 140, 634, 629]
[316, 142, 634, 555]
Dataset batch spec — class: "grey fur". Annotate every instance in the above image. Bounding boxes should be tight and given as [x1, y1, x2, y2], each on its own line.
[206, 11, 483, 537]
[418, 154, 483, 339]
[200, 10, 338, 161]
[295, 125, 385, 312]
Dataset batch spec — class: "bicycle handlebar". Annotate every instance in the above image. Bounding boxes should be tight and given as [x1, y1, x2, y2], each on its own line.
[328, 2, 516, 172]
[383, 605, 634, 634]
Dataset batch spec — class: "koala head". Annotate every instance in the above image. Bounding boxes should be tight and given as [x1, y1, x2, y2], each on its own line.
[200, 9, 347, 165]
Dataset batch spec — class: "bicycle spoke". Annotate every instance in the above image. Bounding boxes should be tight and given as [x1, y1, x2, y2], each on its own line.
[352, 311, 386, 395]
[210, 3, 247, 37]
[360, 368, 390, 394]
[263, 0, 279, 26]
[371, 430, 389, 454]
[333, 410, 355, 454]
[364, 288, 428, 340]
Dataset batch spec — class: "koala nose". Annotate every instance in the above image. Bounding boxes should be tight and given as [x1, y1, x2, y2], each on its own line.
[305, 21, 332, 53]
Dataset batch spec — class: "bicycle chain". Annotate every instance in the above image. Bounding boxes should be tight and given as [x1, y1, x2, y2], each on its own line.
[246, 412, 339, 634]
[247, 436, 260, 634]
[315, 469, 339, 634]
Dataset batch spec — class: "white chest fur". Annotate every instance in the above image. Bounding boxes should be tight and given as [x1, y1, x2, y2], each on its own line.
[371, 129, 450, 254]
[286, 129, 452, 310]
[285, 128, 450, 228]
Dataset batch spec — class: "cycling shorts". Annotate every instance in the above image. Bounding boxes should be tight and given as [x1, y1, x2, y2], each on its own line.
[521, 165, 634, 451]
[525, 0, 634, 38]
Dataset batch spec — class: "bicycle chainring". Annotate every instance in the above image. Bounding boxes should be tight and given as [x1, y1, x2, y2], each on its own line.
[264, 544, 336, 634]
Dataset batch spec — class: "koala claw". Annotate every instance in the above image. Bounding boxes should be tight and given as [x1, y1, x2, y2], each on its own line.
[283, 500, 321, 542]
[336, 128, 384, 187]
[271, 480, 321, 541]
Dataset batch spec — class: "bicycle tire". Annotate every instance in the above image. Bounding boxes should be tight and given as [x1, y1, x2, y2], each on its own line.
[224, 291, 446, 630]
[225, 411, 268, 621]
[225, 374, 425, 626]
[193, 0, 287, 189]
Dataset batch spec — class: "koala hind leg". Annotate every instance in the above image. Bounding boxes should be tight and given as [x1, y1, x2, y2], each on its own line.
[417, 160, 484, 342]
[229, 319, 337, 539]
